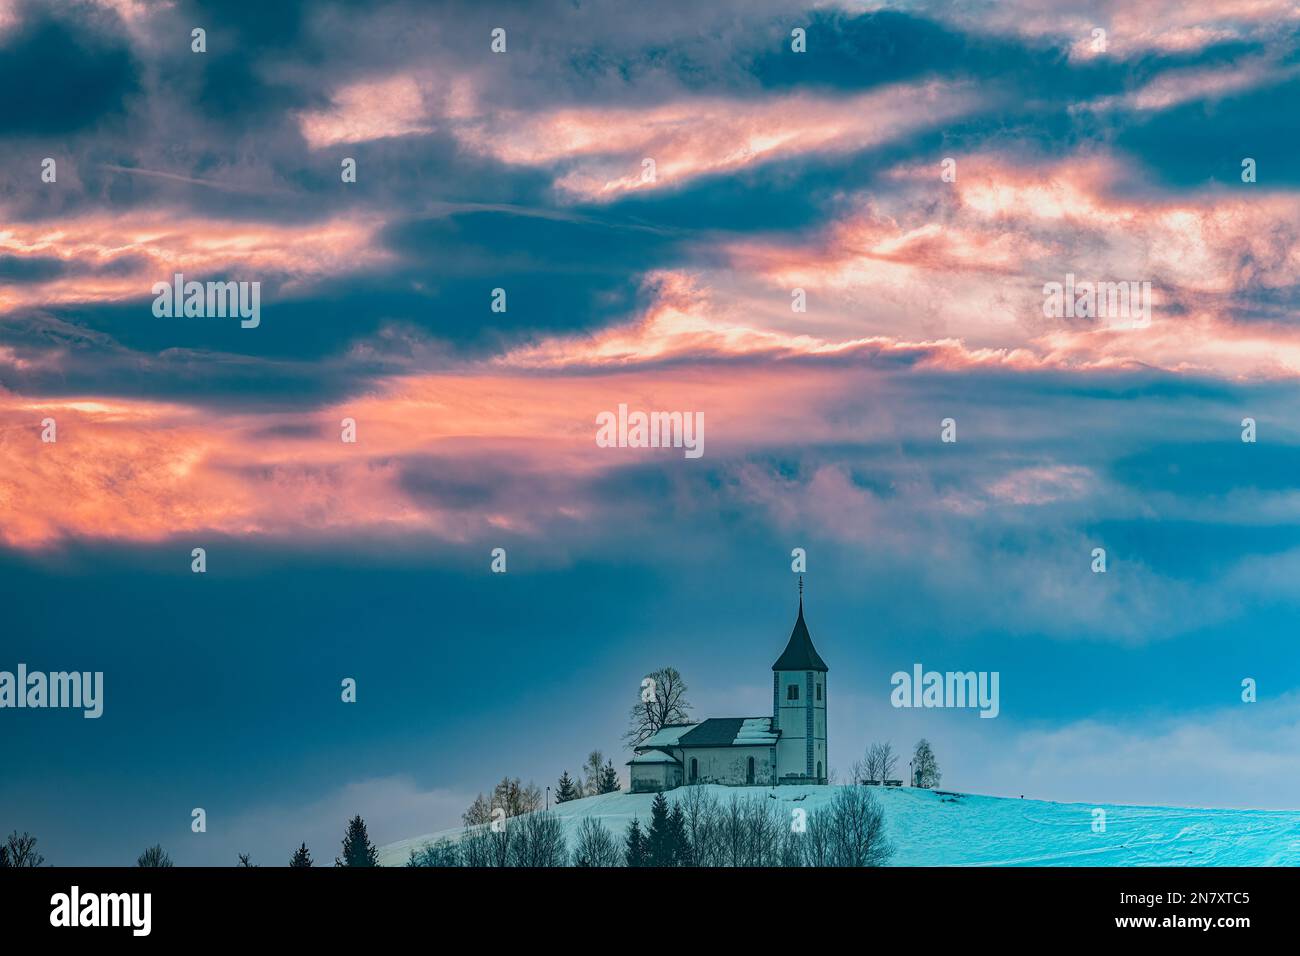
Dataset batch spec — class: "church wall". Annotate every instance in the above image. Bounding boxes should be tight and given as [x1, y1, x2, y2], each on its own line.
[682, 746, 774, 786]
[630, 762, 683, 793]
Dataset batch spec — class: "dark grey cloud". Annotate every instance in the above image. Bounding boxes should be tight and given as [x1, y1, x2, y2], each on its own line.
[0, 4, 138, 135]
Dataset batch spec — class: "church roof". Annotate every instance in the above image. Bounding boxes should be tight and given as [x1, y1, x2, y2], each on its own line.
[735, 716, 780, 744]
[640, 722, 699, 749]
[771, 595, 828, 672]
[627, 749, 680, 765]
[677, 717, 779, 748]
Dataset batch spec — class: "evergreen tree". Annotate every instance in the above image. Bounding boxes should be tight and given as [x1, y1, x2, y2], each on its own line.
[668, 802, 691, 866]
[598, 759, 622, 794]
[335, 814, 380, 867]
[646, 792, 676, 866]
[555, 770, 579, 803]
[623, 817, 647, 867]
[289, 843, 313, 867]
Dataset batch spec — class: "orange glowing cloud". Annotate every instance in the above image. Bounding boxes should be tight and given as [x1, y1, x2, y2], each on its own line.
[448, 81, 978, 200]
[926, 0, 1300, 57]
[1076, 58, 1300, 113]
[0, 362, 884, 549]
[693, 152, 1300, 374]
[495, 270, 1044, 373]
[0, 209, 390, 312]
[297, 73, 437, 149]
[481, 150, 1300, 382]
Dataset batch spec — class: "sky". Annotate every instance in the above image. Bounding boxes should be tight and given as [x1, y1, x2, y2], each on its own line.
[3, 0, 1300, 866]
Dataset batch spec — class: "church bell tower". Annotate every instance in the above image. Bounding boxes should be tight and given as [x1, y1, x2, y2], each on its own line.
[772, 578, 828, 784]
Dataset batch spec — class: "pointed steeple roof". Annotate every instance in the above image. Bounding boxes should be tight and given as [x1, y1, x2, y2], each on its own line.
[772, 579, 828, 672]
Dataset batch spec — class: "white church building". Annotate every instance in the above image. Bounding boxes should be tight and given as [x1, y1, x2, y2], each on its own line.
[628, 587, 829, 791]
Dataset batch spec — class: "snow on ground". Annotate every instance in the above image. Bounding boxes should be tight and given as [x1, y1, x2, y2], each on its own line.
[379, 785, 1300, 867]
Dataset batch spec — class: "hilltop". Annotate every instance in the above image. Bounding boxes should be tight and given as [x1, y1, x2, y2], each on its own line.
[380, 785, 1300, 867]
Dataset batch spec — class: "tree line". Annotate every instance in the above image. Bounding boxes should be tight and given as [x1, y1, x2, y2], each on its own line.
[408, 784, 892, 868]
[0, 815, 383, 869]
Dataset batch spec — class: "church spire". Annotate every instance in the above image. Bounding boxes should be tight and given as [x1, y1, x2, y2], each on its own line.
[772, 577, 828, 672]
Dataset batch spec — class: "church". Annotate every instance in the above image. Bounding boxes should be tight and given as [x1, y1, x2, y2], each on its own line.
[628, 585, 829, 791]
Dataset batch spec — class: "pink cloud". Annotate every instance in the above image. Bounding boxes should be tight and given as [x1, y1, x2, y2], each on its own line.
[449, 81, 979, 200]
[297, 74, 436, 149]
[0, 363, 868, 548]
[0, 209, 390, 312]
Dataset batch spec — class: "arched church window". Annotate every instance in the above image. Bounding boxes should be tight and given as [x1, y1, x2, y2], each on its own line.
[746, 756, 755, 784]
[690, 758, 698, 782]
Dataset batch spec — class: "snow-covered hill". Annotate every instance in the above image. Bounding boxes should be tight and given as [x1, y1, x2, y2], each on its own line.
[380, 785, 1300, 866]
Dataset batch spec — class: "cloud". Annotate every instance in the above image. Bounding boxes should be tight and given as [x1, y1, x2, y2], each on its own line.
[450, 80, 980, 201]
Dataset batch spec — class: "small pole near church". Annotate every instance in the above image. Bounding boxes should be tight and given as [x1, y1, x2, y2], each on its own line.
[546, 785, 550, 810]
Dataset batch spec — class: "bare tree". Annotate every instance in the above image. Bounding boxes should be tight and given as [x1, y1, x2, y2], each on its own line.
[459, 825, 499, 868]
[828, 787, 892, 866]
[462, 821, 512, 867]
[508, 811, 567, 867]
[136, 844, 173, 867]
[778, 826, 804, 867]
[406, 838, 460, 867]
[864, 741, 899, 784]
[463, 777, 543, 826]
[742, 799, 783, 866]
[571, 817, 622, 867]
[721, 795, 747, 867]
[679, 785, 725, 866]
[849, 758, 866, 786]
[801, 808, 834, 867]
[625, 666, 692, 747]
[0, 831, 44, 867]
[878, 741, 898, 784]
[581, 751, 606, 796]
[716, 794, 785, 867]
[863, 744, 883, 784]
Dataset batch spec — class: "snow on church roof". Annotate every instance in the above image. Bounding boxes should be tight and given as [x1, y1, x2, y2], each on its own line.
[637, 718, 780, 752]
[628, 749, 680, 765]
[734, 717, 779, 744]
[640, 722, 700, 749]
[672, 717, 779, 748]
